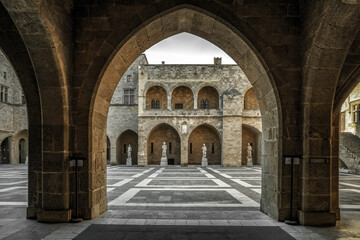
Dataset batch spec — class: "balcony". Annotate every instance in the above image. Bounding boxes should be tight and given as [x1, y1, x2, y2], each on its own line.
[140, 108, 222, 117]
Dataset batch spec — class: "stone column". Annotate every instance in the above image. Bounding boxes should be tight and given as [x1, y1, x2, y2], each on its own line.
[222, 117, 242, 166]
[331, 114, 340, 220]
[137, 132, 147, 166]
[37, 124, 71, 223]
[299, 123, 336, 226]
[194, 95, 198, 109]
[180, 135, 188, 166]
[222, 93, 242, 167]
[9, 136, 17, 164]
[110, 139, 117, 165]
[167, 94, 171, 110]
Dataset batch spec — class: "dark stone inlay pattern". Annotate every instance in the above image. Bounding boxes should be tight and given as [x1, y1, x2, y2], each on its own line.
[148, 179, 218, 186]
[128, 190, 240, 204]
[74, 224, 295, 240]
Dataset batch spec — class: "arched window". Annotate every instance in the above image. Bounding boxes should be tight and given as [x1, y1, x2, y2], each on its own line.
[155, 99, 160, 109]
[200, 99, 209, 109]
[151, 99, 155, 109]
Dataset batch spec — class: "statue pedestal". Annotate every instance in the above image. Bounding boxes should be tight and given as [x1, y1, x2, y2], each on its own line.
[126, 158, 132, 166]
[247, 157, 253, 166]
[201, 157, 208, 167]
[160, 157, 168, 166]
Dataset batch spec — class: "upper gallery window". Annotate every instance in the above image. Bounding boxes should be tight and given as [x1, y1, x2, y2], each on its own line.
[0, 85, 8, 103]
[127, 75, 132, 82]
[151, 99, 160, 109]
[200, 99, 209, 109]
[353, 104, 360, 123]
[175, 103, 183, 109]
[124, 89, 135, 105]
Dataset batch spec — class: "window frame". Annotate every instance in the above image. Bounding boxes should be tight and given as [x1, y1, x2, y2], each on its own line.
[175, 103, 183, 109]
[0, 85, 9, 103]
[124, 89, 135, 105]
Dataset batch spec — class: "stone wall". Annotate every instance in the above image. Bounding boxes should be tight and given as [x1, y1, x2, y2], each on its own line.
[117, 130, 138, 165]
[0, 49, 28, 164]
[146, 86, 167, 109]
[106, 55, 147, 164]
[341, 83, 360, 138]
[147, 123, 181, 165]
[107, 55, 262, 167]
[171, 86, 194, 109]
[188, 124, 221, 165]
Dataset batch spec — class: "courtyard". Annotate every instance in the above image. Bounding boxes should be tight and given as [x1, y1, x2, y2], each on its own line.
[0, 165, 359, 239]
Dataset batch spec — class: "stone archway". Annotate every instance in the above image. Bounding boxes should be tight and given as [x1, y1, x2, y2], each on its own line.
[87, 6, 281, 220]
[197, 86, 219, 109]
[1, 1, 71, 221]
[19, 138, 27, 164]
[147, 123, 181, 165]
[0, 137, 10, 164]
[171, 86, 194, 110]
[244, 88, 259, 110]
[242, 125, 261, 166]
[146, 86, 167, 110]
[188, 124, 221, 165]
[117, 130, 138, 165]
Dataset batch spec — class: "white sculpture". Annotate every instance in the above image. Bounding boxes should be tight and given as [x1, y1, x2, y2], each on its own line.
[126, 144, 132, 166]
[201, 143, 208, 167]
[160, 142, 168, 166]
[127, 144, 132, 158]
[202, 144, 207, 158]
[247, 143, 253, 166]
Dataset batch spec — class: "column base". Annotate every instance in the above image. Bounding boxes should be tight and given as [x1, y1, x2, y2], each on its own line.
[37, 210, 72, 223]
[26, 207, 37, 219]
[297, 210, 336, 226]
[333, 207, 340, 220]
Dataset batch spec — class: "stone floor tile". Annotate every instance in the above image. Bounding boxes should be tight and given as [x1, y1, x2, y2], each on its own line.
[210, 219, 230, 226]
[175, 219, 187, 225]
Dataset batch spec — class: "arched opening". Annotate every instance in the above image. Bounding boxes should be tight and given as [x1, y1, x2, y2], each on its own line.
[18, 138, 27, 164]
[242, 125, 262, 165]
[146, 86, 167, 109]
[117, 130, 138, 165]
[90, 7, 281, 221]
[0, 137, 10, 164]
[198, 86, 219, 109]
[147, 123, 180, 165]
[339, 82, 360, 175]
[171, 86, 194, 110]
[244, 88, 259, 110]
[188, 124, 221, 165]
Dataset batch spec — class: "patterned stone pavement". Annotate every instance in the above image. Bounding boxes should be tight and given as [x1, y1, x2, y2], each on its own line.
[0, 165, 359, 239]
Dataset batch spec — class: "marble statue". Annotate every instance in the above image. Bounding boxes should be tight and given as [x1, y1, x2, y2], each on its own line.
[127, 144, 132, 158]
[201, 143, 208, 167]
[126, 144, 132, 166]
[160, 142, 168, 166]
[202, 144, 207, 158]
[247, 143, 253, 166]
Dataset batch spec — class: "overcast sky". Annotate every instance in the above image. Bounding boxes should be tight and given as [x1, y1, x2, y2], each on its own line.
[144, 33, 236, 64]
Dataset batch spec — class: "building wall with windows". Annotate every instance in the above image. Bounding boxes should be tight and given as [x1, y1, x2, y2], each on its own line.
[341, 83, 360, 138]
[107, 55, 262, 166]
[0, 50, 28, 164]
